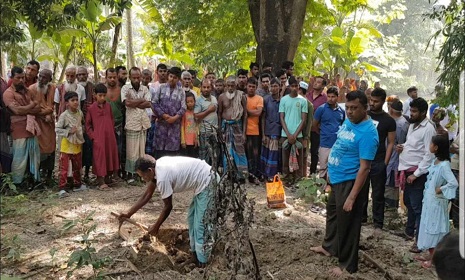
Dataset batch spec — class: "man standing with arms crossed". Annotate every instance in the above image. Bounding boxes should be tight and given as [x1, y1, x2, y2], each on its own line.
[311, 91, 378, 277]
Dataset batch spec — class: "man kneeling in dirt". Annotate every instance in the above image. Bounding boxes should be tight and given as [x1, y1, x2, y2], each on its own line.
[119, 155, 215, 267]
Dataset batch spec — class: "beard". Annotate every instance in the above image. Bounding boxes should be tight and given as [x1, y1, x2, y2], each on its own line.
[37, 82, 49, 95]
[64, 80, 78, 92]
[15, 83, 26, 92]
[78, 81, 87, 87]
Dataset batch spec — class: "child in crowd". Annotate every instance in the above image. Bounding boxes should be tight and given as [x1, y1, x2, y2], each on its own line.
[416, 135, 458, 268]
[181, 92, 198, 157]
[55, 91, 85, 197]
[85, 83, 120, 190]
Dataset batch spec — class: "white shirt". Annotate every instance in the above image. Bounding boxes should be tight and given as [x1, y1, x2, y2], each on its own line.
[402, 97, 413, 116]
[54, 84, 86, 106]
[155, 156, 212, 199]
[398, 118, 436, 177]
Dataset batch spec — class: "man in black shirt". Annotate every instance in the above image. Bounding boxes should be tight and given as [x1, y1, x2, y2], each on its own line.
[362, 88, 396, 238]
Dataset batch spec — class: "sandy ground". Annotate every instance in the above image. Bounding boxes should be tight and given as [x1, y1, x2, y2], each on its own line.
[0, 181, 438, 280]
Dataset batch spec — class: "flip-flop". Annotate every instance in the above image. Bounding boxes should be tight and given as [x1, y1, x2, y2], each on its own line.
[414, 255, 430, 262]
[310, 205, 321, 213]
[98, 184, 111, 191]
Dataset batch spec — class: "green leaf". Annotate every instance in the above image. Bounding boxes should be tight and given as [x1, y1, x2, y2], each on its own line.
[28, 23, 43, 40]
[331, 26, 344, 38]
[59, 29, 87, 38]
[82, 0, 101, 22]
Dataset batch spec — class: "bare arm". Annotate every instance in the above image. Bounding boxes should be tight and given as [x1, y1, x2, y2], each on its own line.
[292, 112, 307, 138]
[217, 96, 223, 127]
[385, 131, 395, 165]
[7, 101, 38, 115]
[136, 100, 152, 109]
[247, 106, 263, 117]
[124, 98, 144, 108]
[121, 180, 156, 217]
[343, 159, 371, 211]
[280, 112, 291, 138]
[148, 196, 173, 236]
[195, 104, 216, 120]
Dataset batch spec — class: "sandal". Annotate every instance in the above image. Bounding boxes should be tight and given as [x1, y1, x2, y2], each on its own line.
[409, 244, 422, 254]
[310, 205, 321, 213]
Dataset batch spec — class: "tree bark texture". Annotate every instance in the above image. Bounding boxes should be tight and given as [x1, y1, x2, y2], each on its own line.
[248, 0, 308, 71]
[109, 23, 122, 68]
[125, 8, 135, 69]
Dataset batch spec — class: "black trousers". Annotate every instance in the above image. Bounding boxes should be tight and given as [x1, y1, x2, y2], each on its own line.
[310, 131, 320, 174]
[322, 180, 367, 273]
[246, 135, 261, 178]
[181, 145, 198, 158]
[403, 172, 427, 239]
[361, 160, 387, 229]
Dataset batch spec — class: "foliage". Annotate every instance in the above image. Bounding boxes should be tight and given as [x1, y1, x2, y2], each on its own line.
[428, 0, 464, 105]
[2, 235, 23, 262]
[0, 173, 18, 194]
[62, 210, 112, 279]
[139, 0, 255, 77]
[295, 175, 328, 205]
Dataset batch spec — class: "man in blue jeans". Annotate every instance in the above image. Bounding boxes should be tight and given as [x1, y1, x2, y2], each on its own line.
[311, 91, 378, 276]
[397, 97, 435, 253]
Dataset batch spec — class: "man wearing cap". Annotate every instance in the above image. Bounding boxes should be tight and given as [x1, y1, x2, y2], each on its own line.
[385, 100, 409, 209]
[298, 81, 314, 177]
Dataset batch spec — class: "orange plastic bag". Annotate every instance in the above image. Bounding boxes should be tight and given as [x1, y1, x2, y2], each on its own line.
[266, 175, 287, 209]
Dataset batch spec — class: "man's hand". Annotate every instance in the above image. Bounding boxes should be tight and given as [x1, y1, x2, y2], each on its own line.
[147, 223, 160, 237]
[406, 174, 417, 184]
[262, 136, 268, 145]
[166, 116, 177, 124]
[162, 114, 170, 120]
[288, 135, 296, 144]
[343, 196, 355, 212]
[118, 212, 132, 224]
[395, 144, 403, 153]
[181, 143, 186, 149]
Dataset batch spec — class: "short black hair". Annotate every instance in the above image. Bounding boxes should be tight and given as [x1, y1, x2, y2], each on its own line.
[433, 232, 464, 280]
[407, 86, 417, 94]
[237, 69, 248, 77]
[371, 88, 387, 101]
[64, 91, 78, 102]
[327, 86, 339, 96]
[249, 62, 259, 70]
[409, 97, 428, 113]
[206, 72, 216, 77]
[11, 66, 24, 77]
[94, 83, 107, 94]
[129, 67, 141, 76]
[275, 69, 286, 78]
[156, 63, 167, 71]
[106, 67, 116, 77]
[288, 76, 298, 85]
[115, 65, 126, 74]
[314, 76, 327, 86]
[346, 90, 368, 107]
[135, 154, 156, 172]
[432, 135, 451, 161]
[215, 78, 224, 84]
[262, 61, 272, 68]
[281, 60, 294, 70]
[169, 67, 182, 78]
[142, 69, 152, 76]
[247, 77, 258, 85]
[260, 73, 271, 81]
[27, 60, 40, 71]
[185, 91, 195, 101]
[187, 69, 197, 77]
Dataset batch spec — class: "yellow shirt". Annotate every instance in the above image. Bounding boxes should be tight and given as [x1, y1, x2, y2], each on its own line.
[192, 87, 201, 97]
[60, 137, 82, 154]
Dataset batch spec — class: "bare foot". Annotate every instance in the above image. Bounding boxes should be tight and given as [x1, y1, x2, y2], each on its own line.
[310, 246, 331, 257]
[329, 267, 344, 277]
[421, 260, 432, 269]
[414, 254, 430, 262]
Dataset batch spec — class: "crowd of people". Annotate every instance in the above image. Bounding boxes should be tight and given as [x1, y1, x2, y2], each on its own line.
[0, 59, 461, 275]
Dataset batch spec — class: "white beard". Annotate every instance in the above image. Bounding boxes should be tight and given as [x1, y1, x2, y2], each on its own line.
[37, 83, 49, 95]
[64, 81, 78, 92]
[78, 81, 87, 87]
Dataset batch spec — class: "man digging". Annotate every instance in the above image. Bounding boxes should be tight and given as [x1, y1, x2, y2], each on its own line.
[118, 155, 216, 267]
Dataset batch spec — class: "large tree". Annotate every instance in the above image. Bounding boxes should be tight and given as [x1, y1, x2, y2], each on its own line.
[248, 0, 308, 69]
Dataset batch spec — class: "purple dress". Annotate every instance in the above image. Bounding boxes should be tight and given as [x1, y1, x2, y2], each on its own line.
[152, 84, 186, 151]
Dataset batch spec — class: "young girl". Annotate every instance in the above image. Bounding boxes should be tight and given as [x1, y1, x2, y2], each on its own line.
[181, 92, 198, 157]
[416, 135, 458, 268]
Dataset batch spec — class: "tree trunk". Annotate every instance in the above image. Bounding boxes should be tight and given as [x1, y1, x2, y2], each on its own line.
[58, 37, 76, 83]
[92, 40, 98, 83]
[109, 23, 122, 67]
[126, 8, 135, 69]
[248, 0, 308, 71]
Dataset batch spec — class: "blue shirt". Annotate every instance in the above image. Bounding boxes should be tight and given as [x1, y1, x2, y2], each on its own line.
[314, 103, 345, 148]
[263, 95, 281, 136]
[328, 118, 379, 184]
